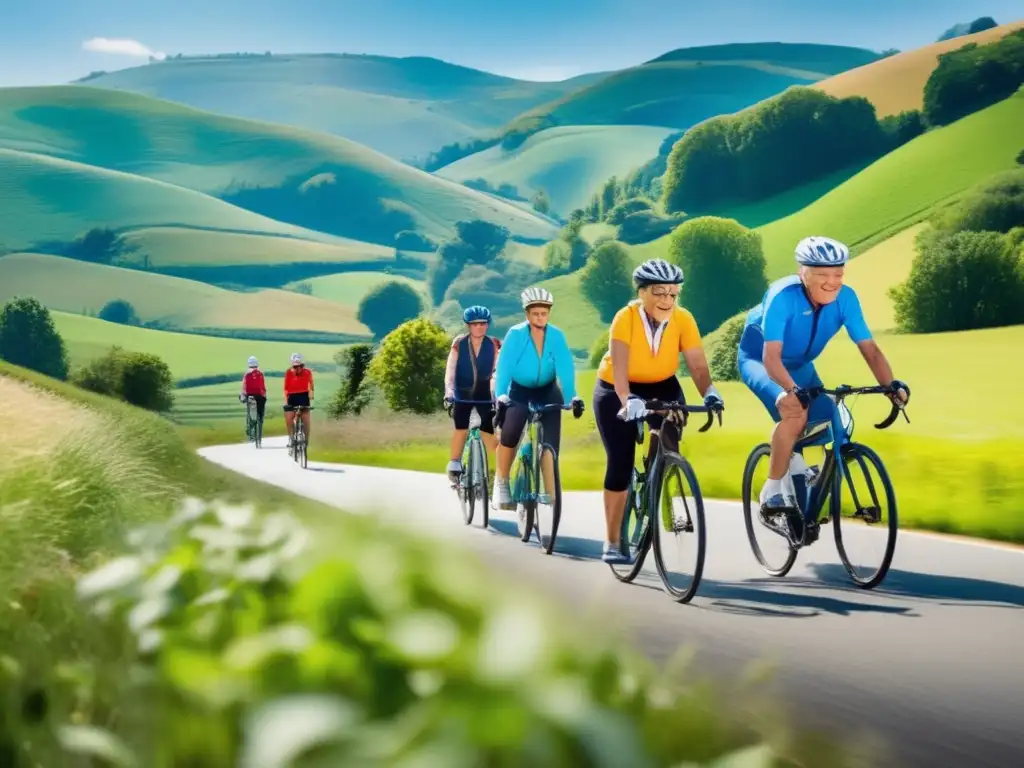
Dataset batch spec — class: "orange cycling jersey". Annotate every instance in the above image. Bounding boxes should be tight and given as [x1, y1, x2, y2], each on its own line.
[284, 366, 314, 395]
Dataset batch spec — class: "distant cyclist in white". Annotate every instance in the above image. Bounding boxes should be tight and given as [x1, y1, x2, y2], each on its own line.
[737, 236, 910, 510]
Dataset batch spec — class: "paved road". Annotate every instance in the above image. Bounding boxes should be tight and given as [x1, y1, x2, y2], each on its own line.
[200, 438, 1024, 767]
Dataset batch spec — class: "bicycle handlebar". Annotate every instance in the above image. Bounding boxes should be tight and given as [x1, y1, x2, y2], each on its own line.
[639, 399, 724, 433]
[804, 384, 909, 430]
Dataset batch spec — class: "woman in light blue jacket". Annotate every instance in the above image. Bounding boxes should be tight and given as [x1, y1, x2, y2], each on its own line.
[492, 286, 584, 507]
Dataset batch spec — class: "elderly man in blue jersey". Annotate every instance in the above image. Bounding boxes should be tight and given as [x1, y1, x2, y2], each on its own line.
[738, 236, 910, 511]
[492, 286, 585, 508]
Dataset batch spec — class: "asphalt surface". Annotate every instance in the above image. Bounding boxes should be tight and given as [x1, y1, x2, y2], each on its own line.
[199, 437, 1024, 767]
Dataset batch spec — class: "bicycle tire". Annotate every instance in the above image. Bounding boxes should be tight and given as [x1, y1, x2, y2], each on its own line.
[513, 454, 535, 543]
[300, 438, 308, 469]
[534, 443, 562, 555]
[609, 467, 651, 583]
[830, 443, 898, 589]
[461, 439, 476, 526]
[651, 453, 707, 603]
[473, 437, 490, 529]
[255, 419, 263, 449]
[741, 443, 798, 578]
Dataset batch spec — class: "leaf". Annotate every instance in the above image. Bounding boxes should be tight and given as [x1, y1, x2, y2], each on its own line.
[239, 695, 359, 768]
[224, 625, 314, 671]
[236, 552, 281, 582]
[77, 556, 145, 599]
[142, 564, 182, 597]
[128, 595, 171, 633]
[57, 725, 137, 767]
[215, 502, 256, 529]
[387, 611, 460, 663]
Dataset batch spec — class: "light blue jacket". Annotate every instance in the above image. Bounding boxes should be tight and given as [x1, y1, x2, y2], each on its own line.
[493, 321, 577, 405]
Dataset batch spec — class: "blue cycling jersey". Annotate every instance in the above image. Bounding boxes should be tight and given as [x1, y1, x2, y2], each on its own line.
[740, 275, 872, 368]
[493, 321, 577, 405]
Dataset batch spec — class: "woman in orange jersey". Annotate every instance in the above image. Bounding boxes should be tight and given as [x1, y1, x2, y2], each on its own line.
[591, 259, 724, 564]
[283, 352, 315, 448]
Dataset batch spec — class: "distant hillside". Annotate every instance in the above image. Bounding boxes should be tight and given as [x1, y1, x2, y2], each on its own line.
[435, 125, 674, 214]
[75, 53, 607, 161]
[938, 17, 998, 41]
[502, 42, 880, 137]
[0, 86, 560, 246]
[814, 19, 1024, 117]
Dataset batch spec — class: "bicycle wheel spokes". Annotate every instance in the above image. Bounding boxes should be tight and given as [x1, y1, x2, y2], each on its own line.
[533, 444, 562, 555]
[610, 469, 651, 583]
[509, 454, 534, 542]
[831, 444, 898, 589]
[472, 438, 490, 529]
[651, 456, 706, 603]
[741, 445, 798, 577]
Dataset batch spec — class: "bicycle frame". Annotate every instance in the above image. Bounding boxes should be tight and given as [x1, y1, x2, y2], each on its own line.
[450, 398, 494, 486]
[512, 402, 571, 503]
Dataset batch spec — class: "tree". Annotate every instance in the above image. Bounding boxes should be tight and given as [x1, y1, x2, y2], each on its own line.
[703, 313, 746, 382]
[368, 318, 450, 413]
[71, 346, 127, 398]
[579, 241, 634, 322]
[606, 197, 654, 226]
[358, 281, 424, 339]
[394, 230, 437, 252]
[98, 299, 140, 326]
[120, 351, 174, 411]
[0, 297, 69, 379]
[531, 189, 551, 215]
[454, 220, 510, 264]
[327, 344, 375, 418]
[64, 227, 135, 265]
[933, 168, 1024, 235]
[589, 332, 609, 368]
[889, 230, 1024, 333]
[668, 217, 768, 335]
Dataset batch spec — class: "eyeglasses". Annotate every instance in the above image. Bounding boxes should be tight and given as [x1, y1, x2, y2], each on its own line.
[649, 288, 680, 299]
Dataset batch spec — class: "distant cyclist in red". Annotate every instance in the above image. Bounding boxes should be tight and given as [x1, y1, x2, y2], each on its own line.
[240, 355, 267, 424]
[284, 352, 314, 448]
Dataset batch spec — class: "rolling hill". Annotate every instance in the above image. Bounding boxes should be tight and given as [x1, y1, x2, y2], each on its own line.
[0, 253, 371, 337]
[0, 86, 560, 247]
[435, 125, 675, 214]
[502, 43, 881, 136]
[76, 54, 607, 161]
[814, 19, 1024, 117]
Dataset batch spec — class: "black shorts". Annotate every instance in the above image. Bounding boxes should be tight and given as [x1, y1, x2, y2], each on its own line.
[285, 392, 310, 409]
[245, 394, 266, 420]
[453, 402, 495, 432]
[593, 376, 684, 492]
[498, 381, 564, 453]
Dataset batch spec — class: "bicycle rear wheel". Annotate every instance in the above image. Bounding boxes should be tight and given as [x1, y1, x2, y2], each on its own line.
[472, 437, 490, 529]
[831, 443, 898, 589]
[460, 439, 476, 526]
[651, 454, 706, 603]
[742, 443, 798, 577]
[609, 467, 651, 583]
[255, 419, 263, 449]
[532, 443, 562, 555]
[510, 452, 535, 543]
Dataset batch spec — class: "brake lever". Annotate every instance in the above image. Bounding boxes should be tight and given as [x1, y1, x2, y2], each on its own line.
[874, 399, 908, 429]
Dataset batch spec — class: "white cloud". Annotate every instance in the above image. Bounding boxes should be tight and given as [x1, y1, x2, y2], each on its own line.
[82, 37, 166, 60]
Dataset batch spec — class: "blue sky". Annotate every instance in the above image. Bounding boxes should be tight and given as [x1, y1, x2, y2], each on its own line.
[2, 0, 1021, 86]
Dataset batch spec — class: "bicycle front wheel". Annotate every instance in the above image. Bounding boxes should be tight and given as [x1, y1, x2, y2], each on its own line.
[831, 443, 898, 589]
[532, 443, 562, 555]
[510, 453, 535, 543]
[460, 439, 477, 526]
[472, 437, 490, 529]
[609, 468, 651, 583]
[651, 454, 706, 603]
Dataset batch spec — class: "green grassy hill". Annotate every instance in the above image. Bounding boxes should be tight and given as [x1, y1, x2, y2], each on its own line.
[76, 54, 607, 161]
[435, 125, 674, 214]
[51, 311, 342, 380]
[287, 271, 427, 307]
[0, 252, 371, 336]
[502, 43, 880, 136]
[0, 86, 560, 247]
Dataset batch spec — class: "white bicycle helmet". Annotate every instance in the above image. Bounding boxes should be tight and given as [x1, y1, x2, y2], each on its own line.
[795, 236, 849, 267]
[247, 356, 259, 368]
[633, 258, 684, 287]
[521, 286, 554, 309]
[290, 352, 303, 365]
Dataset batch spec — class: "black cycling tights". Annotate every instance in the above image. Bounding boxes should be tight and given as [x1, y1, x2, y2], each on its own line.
[593, 377, 684, 492]
[499, 382, 563, 454]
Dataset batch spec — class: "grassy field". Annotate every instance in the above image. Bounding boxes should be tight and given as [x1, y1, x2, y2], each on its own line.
[813, 20, 1024, 117]
[436, 125, 674, 214]
[170, 375, 342, 426]
[120, 226, 394, 268]
[0, 86, 560, 244]
[0, 252, 372, 335]
[286, 270, 427, 306]
[503, 43, 879, 136]
[52, 311, 344, 379]
[842, 223, 921, 331]
[78, 54, 607, 160]
[626, 88, 1024, 278]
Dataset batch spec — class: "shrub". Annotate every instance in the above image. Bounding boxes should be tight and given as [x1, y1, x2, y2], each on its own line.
[579, 241, 634, 323]
[890, 230, 1024, 333]
[531, 188, 551, 215]
[0, 297, 69, 380]
[1017, 148, 1024, 165]
[879, 109, 927, 147]
[932, 168, 1024, 235]
[703, 313, 746, 382]
[357, 281, 424, 339]
[589, 332, 608, 368]
[668, 217, 768, 335]
[71, 346, 174, 411]
[71, 346, 128, 398]
[98, 299, 140, 325]
[618, 211, 686, 245]
[368, 317, 450, 413]
[606, 197, 655, 226]
[394, 230, 437, 252]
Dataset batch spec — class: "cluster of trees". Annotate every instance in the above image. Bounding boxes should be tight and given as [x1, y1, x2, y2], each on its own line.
[574, 176, 686, 245]
[923, 28, 1024, 126]
[890, 168, 1024, 334]
[937, 16, 998, 42]
[542, 218, 592, 277]
[0, 296, 175, 411]
[662, 88, 925, 214]
[356, 281, 424, 339]
[418, 137, 500, 172]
